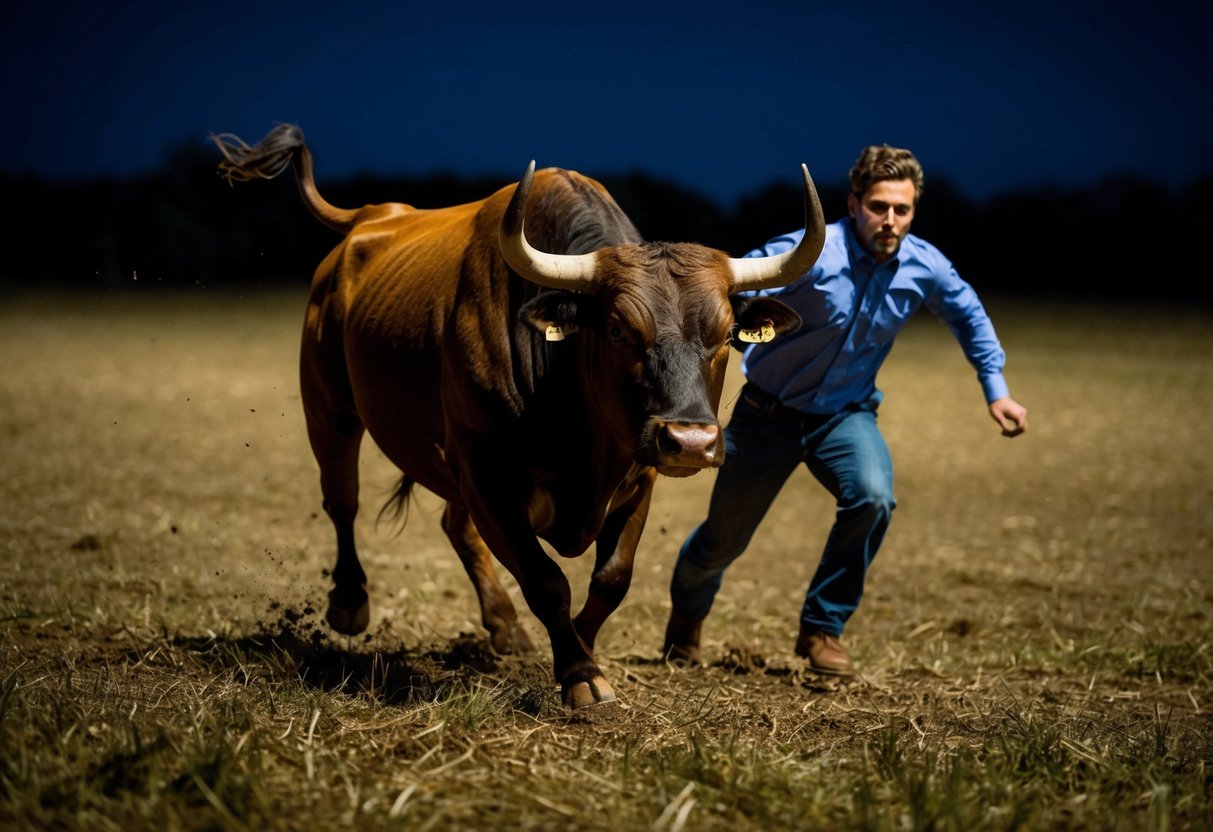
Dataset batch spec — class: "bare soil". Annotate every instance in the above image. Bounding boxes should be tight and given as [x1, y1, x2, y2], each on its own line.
[1, 290, 1210, 829]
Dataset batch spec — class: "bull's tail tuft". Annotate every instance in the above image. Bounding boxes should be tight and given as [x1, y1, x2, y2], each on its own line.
[210, 122, 358, 233]
[376, 474, 417, 535]
[212, 124, 304, 184]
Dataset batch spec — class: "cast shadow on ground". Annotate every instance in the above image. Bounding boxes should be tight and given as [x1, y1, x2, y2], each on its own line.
[157, 606, 563, 718]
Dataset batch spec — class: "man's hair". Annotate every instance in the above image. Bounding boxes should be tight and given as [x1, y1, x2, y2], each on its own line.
[849, 145, 924, 202]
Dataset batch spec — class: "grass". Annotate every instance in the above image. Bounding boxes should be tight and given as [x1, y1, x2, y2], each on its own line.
[1, 289, 1211, 829]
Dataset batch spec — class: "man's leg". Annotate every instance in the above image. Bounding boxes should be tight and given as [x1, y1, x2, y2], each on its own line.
[797, 410, 895, 673]
[665, 406, 802, 661]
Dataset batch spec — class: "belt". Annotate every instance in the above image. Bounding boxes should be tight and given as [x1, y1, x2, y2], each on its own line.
[739, 382, 834, 433]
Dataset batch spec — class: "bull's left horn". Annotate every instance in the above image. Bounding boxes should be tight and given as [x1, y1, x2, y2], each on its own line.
[500, 161, 599, 292]
[729, 164, 826, 292]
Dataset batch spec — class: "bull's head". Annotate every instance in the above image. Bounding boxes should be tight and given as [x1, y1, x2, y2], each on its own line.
[501, 162, 824, 476]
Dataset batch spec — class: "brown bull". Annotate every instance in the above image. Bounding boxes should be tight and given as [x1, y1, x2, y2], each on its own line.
[213, 124, 825, 707]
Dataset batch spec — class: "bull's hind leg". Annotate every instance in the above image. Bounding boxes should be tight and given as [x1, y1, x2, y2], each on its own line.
[441, 503, 534, 654]
[309, 407, 370, 635]
[301, 319, 370, 636]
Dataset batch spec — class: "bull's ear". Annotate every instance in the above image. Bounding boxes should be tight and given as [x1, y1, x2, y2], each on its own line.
[519, 290, 585, 342]
[730, 297, 801, 349]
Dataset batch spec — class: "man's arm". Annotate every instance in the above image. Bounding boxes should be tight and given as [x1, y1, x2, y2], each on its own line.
[925, 259, 1028, 437]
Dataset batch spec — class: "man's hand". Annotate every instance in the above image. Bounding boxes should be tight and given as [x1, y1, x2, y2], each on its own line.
[989, 397, 1028, 437]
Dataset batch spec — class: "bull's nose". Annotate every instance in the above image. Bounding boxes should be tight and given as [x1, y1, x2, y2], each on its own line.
[658, 423, 720, 459]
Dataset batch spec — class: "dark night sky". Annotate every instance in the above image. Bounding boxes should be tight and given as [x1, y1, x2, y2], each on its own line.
[2, 1, 1210, 207]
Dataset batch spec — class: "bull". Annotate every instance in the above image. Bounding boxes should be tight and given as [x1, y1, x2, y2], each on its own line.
[212, 124, 824, 707]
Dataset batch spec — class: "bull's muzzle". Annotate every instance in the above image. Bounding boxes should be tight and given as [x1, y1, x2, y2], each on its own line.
[651, 421, 722, 476]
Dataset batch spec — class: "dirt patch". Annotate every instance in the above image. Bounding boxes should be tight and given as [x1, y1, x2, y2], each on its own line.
[2, 292, 1210, 829]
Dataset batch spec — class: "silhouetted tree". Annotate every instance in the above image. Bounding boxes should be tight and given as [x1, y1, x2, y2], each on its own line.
[1, 136, 1208, 303]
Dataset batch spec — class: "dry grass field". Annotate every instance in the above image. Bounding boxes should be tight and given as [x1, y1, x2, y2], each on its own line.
[2, 289, 1210, 830]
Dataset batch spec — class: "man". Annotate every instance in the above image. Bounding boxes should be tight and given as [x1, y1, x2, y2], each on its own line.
[663, 144, 1028, 677]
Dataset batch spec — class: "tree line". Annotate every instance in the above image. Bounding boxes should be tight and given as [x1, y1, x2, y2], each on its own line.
[3, 139, 1209, 302]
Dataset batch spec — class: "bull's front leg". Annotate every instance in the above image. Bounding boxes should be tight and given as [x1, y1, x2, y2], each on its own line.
[464, 496, 616, 708]
[573, 468, 656, 652]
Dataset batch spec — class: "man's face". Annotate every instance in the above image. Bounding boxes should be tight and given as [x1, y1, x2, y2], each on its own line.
[847, 179, 917, 263]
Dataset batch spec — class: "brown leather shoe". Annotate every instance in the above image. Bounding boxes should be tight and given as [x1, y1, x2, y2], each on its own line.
[662, 608, 704, 666]
[795, 627, 856, 677]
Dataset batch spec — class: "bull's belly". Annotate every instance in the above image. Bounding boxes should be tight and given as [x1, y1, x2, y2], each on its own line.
[370, 424, 458, 503]
[347, 359, 461, 503]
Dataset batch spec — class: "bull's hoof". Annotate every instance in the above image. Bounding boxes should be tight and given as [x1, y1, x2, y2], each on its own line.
[326, 602, 370, 635]
[562, 676, 616, 709]
[326, 586, 370, 635]
[490, 622, 535, 655]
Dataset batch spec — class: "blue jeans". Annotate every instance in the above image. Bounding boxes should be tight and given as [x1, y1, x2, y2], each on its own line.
[670, 383, 896, 637]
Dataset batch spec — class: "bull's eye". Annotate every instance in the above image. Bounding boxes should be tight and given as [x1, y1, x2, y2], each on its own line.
[608, 325, 624, 342]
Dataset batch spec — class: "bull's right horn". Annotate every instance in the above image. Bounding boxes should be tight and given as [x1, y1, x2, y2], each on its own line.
[728, 164, 826, 292]
[500, 161, 599, 293]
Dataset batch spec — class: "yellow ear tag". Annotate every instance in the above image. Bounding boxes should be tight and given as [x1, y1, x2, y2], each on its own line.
[737, 321, 776, 343]
[545, 325, 565, 341]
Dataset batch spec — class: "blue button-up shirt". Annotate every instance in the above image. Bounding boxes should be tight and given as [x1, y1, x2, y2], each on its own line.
[740, 219, 1009, 414]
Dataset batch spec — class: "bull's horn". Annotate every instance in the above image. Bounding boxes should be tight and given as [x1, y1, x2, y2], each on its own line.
[499, 161, 599, 292]
[729, 164, 826, 292]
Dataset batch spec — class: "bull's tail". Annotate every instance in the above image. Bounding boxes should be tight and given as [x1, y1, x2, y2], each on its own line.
[376, 474, 416, 535]
[211, 124, 359, 234]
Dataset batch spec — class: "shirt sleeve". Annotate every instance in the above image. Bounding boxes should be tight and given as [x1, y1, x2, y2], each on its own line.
[745, 231, 801, 259]
[926, 264, 1010, 403]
